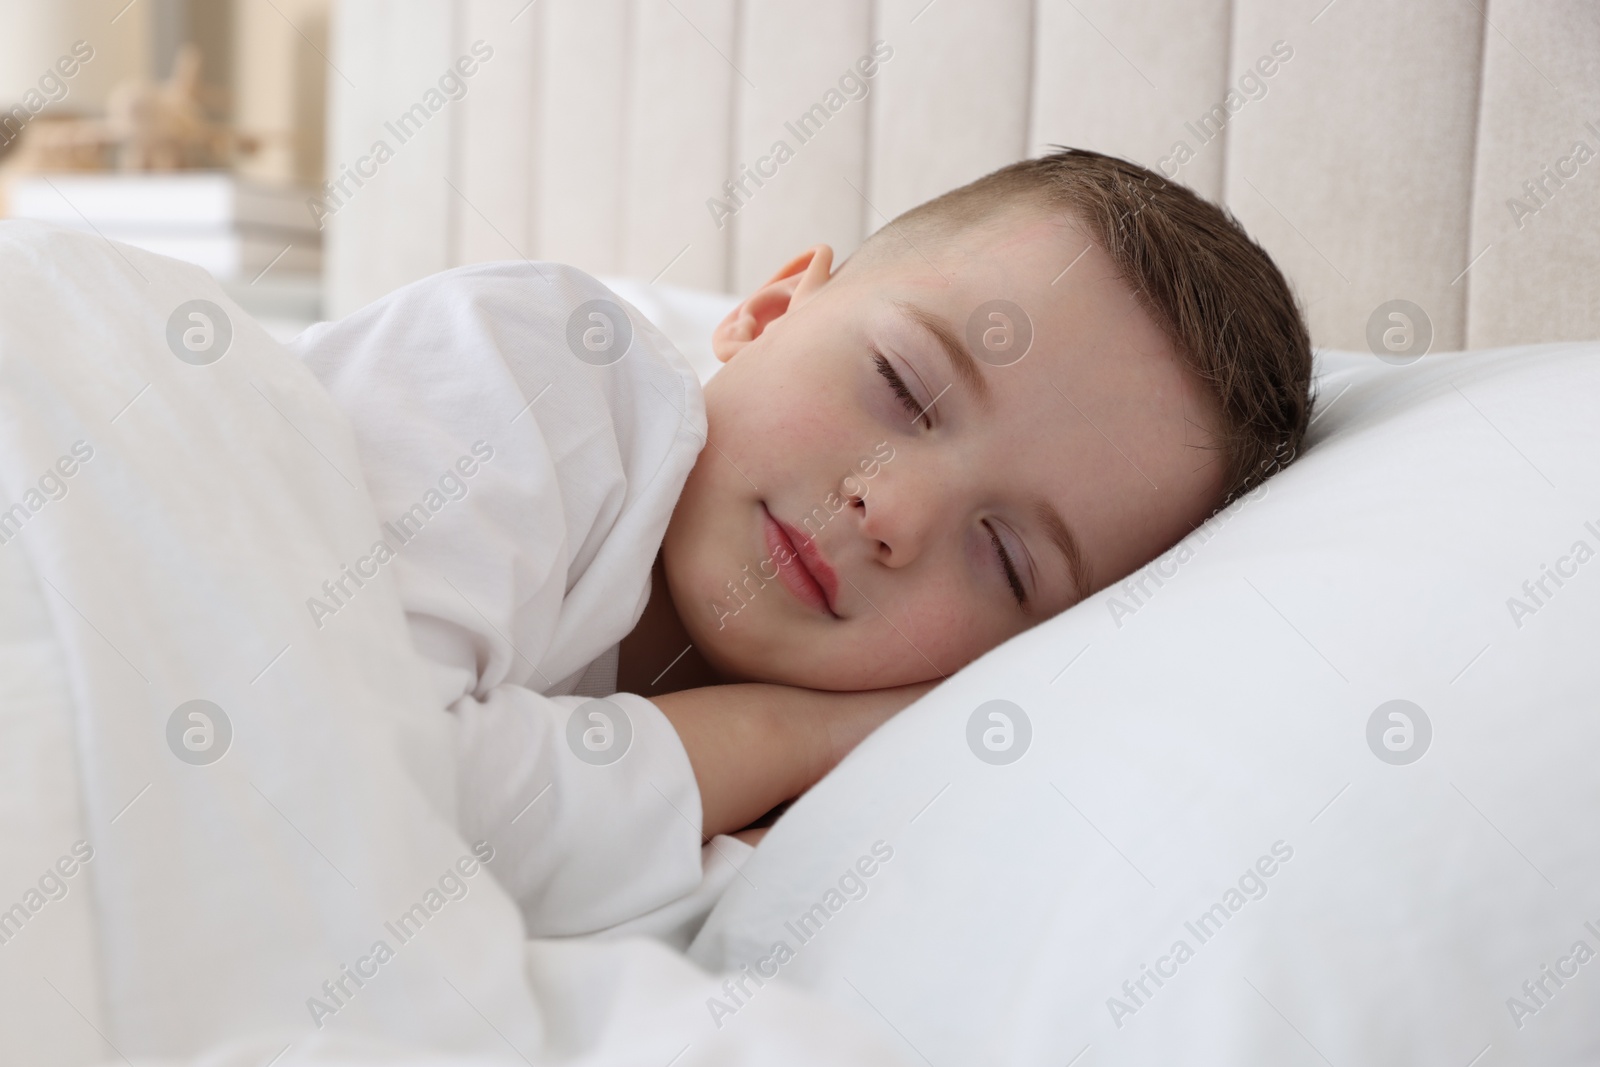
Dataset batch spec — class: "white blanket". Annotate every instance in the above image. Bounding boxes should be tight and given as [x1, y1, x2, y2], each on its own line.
[0, 222, 912, 1065]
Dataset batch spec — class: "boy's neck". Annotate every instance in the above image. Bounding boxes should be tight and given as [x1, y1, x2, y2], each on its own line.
[617, 552, 725, 697]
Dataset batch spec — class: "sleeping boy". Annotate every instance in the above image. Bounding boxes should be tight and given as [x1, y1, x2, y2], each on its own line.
[293, 148, 1311, 945]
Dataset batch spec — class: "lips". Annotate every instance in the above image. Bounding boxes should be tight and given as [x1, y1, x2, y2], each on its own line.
[762, 504, 840, 617]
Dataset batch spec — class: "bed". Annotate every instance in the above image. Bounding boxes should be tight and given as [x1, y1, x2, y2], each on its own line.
[2, 0, 1598, 1062]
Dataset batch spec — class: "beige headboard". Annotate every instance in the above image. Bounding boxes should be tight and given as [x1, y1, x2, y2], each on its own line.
[325, 0, 1599, 351]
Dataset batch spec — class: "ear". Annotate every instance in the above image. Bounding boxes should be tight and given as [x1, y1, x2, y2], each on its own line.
[711, 245, 835, 363]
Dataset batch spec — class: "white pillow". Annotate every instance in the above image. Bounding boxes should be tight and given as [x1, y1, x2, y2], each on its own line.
[600, 275, 739, 385]
[690, 342, 1600, 1065]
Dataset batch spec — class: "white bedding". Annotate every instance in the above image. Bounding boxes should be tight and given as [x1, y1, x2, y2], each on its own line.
[7, 221, 1596, 1063]
[0, 222, 913, 1065]
[690, 341, 1600, 1064]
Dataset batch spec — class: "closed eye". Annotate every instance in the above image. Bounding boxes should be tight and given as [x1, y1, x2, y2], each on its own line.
[986, 522, 1027, 607]
[873, 349, 931, 428]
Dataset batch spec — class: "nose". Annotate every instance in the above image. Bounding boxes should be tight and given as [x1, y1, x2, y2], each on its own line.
[844, 462, 937, 569]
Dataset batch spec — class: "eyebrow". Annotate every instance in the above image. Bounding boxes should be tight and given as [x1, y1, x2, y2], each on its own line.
[1032, 497, 1092, 604]
[890, 300, 992, 411]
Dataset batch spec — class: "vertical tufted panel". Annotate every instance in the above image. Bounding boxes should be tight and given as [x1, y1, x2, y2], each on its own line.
[865, 0, 1033, 226]
[1465, 0, 1600, 347]
[731, 2, 872, 295]
[534, 0, 632, 277]
[454, 0, 543, 266]
[618, 0, 737, 291]
[1224, 0, 1485, 351]
[325, 0, 1600, 344]
[325, 0, 457, 316]
[1030, 0, 1234, 201]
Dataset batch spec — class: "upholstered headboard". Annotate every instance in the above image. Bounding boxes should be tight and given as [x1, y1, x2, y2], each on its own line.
[325, 0, 1599, 351]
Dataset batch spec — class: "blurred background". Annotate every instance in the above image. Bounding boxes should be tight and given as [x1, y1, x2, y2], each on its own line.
[0, 0, 328, 337]
[0, 0, 1596, 352]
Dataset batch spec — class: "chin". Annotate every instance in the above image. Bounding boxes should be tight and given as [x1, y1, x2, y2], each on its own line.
[690, 622, 780, 686]
[666, 579, 756, 682]
[684, 616, 798, 688]
[698, 639, 757, 684]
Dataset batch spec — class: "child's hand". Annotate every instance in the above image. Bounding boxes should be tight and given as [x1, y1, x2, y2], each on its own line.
[813, 679, 938, 773]
[650, 679, 939, 841]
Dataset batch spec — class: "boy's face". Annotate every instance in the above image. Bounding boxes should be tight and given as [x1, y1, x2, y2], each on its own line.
[661, 208, 1226, 690]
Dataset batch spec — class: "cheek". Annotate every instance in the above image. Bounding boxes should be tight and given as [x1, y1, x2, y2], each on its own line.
[704, 403, 875, 553]
[859, 574, 1003, 677]
[710, 351, 866, 458]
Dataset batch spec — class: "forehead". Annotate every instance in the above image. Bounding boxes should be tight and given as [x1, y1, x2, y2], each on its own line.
[853, 207, 1173, 362]
[863, 209, 1194, 416]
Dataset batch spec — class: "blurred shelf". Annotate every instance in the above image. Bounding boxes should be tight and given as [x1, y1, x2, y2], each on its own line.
[7, 171, 325, 341]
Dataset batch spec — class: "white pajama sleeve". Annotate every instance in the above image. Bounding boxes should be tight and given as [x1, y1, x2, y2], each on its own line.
[453, 686, 708, 938]
[294, 260, 722, 938]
